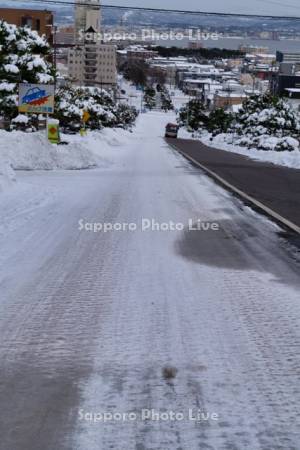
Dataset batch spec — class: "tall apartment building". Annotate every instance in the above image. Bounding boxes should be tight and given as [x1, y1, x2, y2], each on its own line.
[74, 0, 100, 43]
[68, 42, 117, 89]
[68, 0, 117, 89]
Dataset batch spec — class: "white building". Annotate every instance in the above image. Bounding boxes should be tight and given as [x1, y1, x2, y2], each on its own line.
[68, 42, 117, 89]
[74, 0, 101, 42]
[68, 0, 117, 89]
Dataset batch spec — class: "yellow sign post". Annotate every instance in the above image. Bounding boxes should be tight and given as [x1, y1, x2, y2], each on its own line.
[47, 119, 60, 144]
[82, 111, 90, 123]
[80, 111, 90, 136]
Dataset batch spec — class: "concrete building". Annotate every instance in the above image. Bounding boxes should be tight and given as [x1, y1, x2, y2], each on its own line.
[276, 51, 300, 65]
[74, 0, 100, 43]
[68, 40, 117, 89]
[0, 8, 53, 43]
[272, 60, 300, 96]
[239, 45, 269, 55]
[68, 0, 117, 89]
[56, 25, 75, 46]
[214, 92, 247, 109]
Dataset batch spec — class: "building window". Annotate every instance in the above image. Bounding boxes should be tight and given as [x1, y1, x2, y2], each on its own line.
[21, 16, 33, 28]
[36, 19, 40, 31]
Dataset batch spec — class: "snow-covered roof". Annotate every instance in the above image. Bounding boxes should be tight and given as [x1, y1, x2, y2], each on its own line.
[216, 92, 247, 98]
[285, 88, 300, 93]
[184, 78, 217, 84]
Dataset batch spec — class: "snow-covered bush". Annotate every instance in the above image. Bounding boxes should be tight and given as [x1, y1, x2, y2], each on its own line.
[0, 20, 54, 121]
[143, 86, 156, 110]
[160, 86, 174, 112]
[54, 86, 138, 132]
[232, 94, 300, 140]
[206, 108, 234, 135]
[178, 99, 208, 131]
[179, 93, 300, 152]
[114, 103, 138, 127]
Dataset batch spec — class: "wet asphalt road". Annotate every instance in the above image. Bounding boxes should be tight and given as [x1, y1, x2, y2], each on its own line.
[167, 138, 300, 229]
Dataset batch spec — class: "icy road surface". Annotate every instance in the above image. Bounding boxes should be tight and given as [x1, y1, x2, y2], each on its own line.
[0, 112, 299, 450]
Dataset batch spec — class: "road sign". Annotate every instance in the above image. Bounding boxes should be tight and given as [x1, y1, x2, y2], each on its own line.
[18, 83, 55, 114]
[47, 119, 60, 144]
[82, 111, 90, 123]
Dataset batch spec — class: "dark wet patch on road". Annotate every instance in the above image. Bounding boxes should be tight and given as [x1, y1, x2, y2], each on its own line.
[175, 219, 256, 270]
[175, 219, 300, 288]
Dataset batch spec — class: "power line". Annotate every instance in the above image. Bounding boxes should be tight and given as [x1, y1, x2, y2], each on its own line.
[8, 0, 300, 20]
[259, 0, 299, 10]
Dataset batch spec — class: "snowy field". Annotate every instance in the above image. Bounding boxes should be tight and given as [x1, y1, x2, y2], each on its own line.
[0, 111, 300, 450]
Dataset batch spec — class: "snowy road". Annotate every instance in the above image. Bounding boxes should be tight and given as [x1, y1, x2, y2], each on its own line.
[0, 112, 299, 450]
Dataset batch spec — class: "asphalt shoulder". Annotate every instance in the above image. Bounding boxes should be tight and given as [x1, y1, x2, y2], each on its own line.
[167, 138, 300, 230]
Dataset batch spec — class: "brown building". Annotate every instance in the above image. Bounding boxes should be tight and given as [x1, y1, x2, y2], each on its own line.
[214, 92, 247, 109]
[0, 8, 53, 43]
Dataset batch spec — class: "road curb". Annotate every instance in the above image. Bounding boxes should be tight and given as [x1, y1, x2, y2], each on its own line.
[168, 142, 300, 235]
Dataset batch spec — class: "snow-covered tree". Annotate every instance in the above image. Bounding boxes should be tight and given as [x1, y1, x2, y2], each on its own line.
[228, 94, 300, 151]
[143, 86, 156, 110]
[114, 103, 138, 128]
[160, 86, 174, 112]
[0, 20, 54, 120]
[232, 93, 300, 140]
[178, 99, 207, 131]
[54, 86, 138, 131]
[207, 108, 234, 135]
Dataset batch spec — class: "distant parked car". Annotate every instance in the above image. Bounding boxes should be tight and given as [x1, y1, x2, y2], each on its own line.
[165, 123, 179, 138]
[22, 87, 46, 104]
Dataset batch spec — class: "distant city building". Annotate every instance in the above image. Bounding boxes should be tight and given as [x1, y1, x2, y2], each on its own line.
[0, 8, 53, 43]
[188, 41, 203, 50]
[56, 25, 75, 46]
[239, 45, 269, 55]
[68, 0, 117, 89]
[214, 92, 247, 109]
[68, 42, 117, 89]
[276, 51, 300, 65]
[272, 74, 300, 97]
[127, 47, 158, 61]
[74, 0, 100, 43]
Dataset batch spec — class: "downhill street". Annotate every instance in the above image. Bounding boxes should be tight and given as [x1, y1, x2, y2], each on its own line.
[0, 112, 299, 450]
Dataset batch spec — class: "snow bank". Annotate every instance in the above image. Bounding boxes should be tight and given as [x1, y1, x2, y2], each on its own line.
[0, 128, 132, 171]
[202, 133, 300, 169]
[0, 160, 16, 193]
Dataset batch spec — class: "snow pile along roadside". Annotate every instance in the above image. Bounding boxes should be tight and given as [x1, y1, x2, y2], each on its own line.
[0, 160, 16, 193]
[199, 132, 300, 170]
[0, 128, 132, 170]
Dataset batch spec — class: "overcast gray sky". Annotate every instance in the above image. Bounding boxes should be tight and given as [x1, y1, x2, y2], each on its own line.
[104, 0, 300, 16]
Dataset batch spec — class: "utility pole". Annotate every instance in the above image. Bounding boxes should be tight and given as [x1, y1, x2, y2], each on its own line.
[46, 25, 57, 88]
